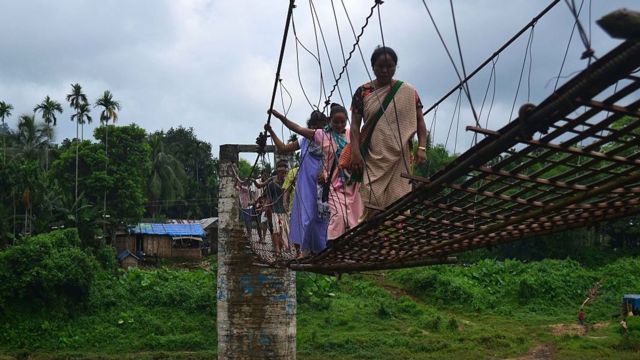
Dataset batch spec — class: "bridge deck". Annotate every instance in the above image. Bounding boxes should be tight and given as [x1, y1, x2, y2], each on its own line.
[260, 39, 640, 274]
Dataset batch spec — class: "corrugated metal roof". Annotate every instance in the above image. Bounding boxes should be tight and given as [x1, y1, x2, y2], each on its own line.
[200, 217, 218, 229]
[117, 250, 139, 261]
[166, 217, 217, 229]
[130, 223, 205, 238]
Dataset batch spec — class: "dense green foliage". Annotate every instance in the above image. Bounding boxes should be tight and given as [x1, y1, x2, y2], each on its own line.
[0, 229, 216, 356]
[0, 229, 98, 311]
[390, 258, 640, 319]
[296, 259, 640, 359]
[0, 90, 221, 247]
[1, 243, 638, 359]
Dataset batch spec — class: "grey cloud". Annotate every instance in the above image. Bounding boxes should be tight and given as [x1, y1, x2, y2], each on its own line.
[0, 0, 637, 156]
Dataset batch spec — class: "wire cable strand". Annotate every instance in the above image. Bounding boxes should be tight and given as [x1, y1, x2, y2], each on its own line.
[322, 0, 382, 112]
[340, 0, 373, 82]
[267, 0, 296, 125]
[291, 13, 321, 109]
[508, 27, 536, 121]
[422, 0, 560, 117]
[449, 0, 480, 127]
[330, 0, 354, 96]
[310, 0, 345, 106]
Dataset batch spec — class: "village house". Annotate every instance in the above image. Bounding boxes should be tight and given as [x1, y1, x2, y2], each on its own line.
[115, 219, 217, 260]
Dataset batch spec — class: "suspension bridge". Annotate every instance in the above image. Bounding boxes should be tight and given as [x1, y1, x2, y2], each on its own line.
[217, 2, 640, 359]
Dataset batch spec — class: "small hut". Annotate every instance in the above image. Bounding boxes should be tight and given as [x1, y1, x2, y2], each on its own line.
[167, 217, 218, 255]
[115, 223, 206, 260]
[117, 250, 140, 270]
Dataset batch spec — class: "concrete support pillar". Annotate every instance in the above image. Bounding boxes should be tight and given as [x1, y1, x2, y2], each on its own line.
[217, 144, 296, 360]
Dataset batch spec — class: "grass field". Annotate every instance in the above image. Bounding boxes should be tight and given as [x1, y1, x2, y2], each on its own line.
[1, 257, 639, 359]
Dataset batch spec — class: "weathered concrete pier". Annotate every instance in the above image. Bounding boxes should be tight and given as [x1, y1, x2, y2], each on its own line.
[217, 144, 296, 360]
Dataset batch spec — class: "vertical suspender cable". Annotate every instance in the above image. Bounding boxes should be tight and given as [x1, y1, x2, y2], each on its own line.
[267, 0, 297, 126]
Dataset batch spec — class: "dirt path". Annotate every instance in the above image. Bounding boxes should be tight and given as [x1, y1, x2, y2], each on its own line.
[549, 322, 609, 336]
[507, 343, 555, 360]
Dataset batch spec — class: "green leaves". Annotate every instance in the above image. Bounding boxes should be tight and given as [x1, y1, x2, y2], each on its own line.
[0, 229, 98, 311]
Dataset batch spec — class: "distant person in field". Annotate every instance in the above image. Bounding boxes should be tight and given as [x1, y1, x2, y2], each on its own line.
[578, 307, 586, 327]
[349, 46, 428, 220]
[265, 110, 329, 257]
[269, 103, 363, 247]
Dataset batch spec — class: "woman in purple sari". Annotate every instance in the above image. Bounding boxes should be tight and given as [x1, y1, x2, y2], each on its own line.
[265, 110, 329, 257]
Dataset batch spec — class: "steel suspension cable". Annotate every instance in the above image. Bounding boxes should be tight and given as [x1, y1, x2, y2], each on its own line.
[267, 0, 296, 125]
[421, 0, 477, 127]
[291, 14, 317, 110]
[307, 0, 328, 108]
[449, 0, 480, 127]
[309, 0, 345, 107]
[422, 0, 560, 117]
[322, 0, 382, 112]
[509, 27, 536, 121]
[340, 0, 373, 82]
[330, 0, 354, 96]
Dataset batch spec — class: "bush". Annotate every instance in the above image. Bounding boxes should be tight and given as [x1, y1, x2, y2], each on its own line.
[390, 258, 605, 315]
[89, 267, 216, 314]
[93, 245, 118, 272]
[430, 315, 442, 331]
[0, 229, 100, 311]
[297, 273, 337, 310]
[447, 317, 459, 331]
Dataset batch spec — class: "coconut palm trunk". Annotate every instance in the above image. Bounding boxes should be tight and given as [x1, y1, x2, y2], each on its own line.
[12, 192, 16, 242]
[66, 84, 90, 214]
[75, 118, 79, 205]
[95, 90, 120, 242]
[34, 97, 63, 171]
[0, 101, 14, 166]
[103, 124, 108, 239]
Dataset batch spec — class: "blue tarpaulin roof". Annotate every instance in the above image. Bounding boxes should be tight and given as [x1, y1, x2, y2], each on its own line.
[130, 223, 205, 238]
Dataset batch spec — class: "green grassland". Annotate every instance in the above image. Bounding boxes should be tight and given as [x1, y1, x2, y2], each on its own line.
[1, 230, 640, 359]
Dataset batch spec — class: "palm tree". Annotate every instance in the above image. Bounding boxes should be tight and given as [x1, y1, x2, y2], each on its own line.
[66, 83, 89, 204]
[148, 133, 187, 218]
[16, 114, 47, 162]
[33, 96, 63, 170]
[16, 114, 48, 235]
[71, 103, 92, 203]
[95, 90, 120, 162]
[0, 101, 13, 165]
[95, 90, 121, 223]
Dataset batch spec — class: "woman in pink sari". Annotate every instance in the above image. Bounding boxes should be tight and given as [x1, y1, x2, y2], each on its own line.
[269, 104, 363, 245]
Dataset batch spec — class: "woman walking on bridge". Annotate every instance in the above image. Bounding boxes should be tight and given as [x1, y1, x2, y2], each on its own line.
[348, 46, 429, 220]
[265, 110, 329, 257]
[269, 104, 363, 248]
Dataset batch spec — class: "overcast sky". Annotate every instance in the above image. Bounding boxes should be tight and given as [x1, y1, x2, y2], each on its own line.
[0, 0, 636, 158]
